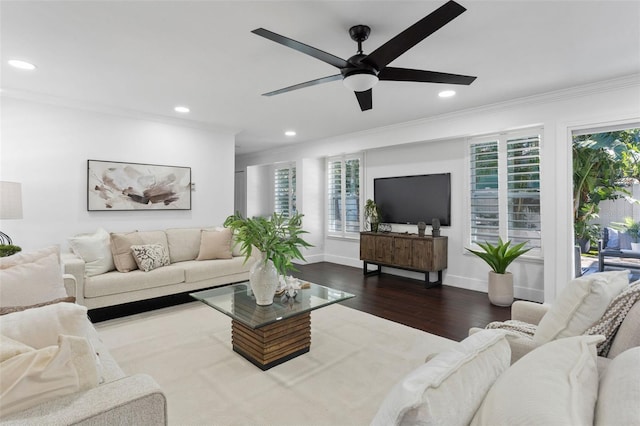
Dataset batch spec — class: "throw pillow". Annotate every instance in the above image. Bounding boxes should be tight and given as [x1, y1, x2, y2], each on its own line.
[166, 227, 202, 262]
[212, 226, 244, 257]
[130, 244, 170, 272]
[0, 296, 76, 316]
[0, 245, 59, 269]
[533, 270, 629, 344]
[0, 249, 68, 308]
[110, 231, 143, 272]
[196, 228, 233, 261]
[471, 335, 603, 426]
[595, 347, 640, 426]
[371, 330, 511, 426]
[604, 227, 620, 249]
[68, 228, 115, 276]
[0, 334, 99, 416]
[0, 302, 89, 349]
[137, 230, 170, 254]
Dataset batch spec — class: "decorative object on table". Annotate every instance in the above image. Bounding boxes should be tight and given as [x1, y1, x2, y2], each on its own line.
[0, 181, 23, 245]
[611, 217, 640, 252]
[432, 218, 441, 237]
[378, 223, 392, 233]
[466, 238, 531, 307]
[87, 160, 191, 211]
[417, 222, 426, 237]
[224, 212, 312, 306]
[364, 199, 382, 232]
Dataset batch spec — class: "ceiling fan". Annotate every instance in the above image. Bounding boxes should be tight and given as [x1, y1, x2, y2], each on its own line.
[252, 0, 476, 111]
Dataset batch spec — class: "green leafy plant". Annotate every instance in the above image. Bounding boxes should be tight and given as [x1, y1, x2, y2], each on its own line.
[0, 244, 22, 257]
[611, 217, 640, 243]
[466, 238, 531, 274]
[364, 199, 381, 232]
[224, 212, 312, 276]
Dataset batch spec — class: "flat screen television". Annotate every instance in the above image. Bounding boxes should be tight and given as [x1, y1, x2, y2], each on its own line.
[374, 173, 451, 226]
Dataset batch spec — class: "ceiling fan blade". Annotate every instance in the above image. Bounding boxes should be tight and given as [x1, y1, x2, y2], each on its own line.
[252, 28, 350, 69]
[355, 89, 372, 111]
[379, 67, 476, 85]
[262, 74, 343, 96]
[363, 1, 466, 70]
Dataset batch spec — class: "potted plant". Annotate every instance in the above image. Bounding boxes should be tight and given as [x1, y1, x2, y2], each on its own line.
[0, 244, 21, 257]
[224, 211, 312, 305]
[466, 238, 531, 306]
[364, 199, 381, 232]
[611, 217, 640, 251]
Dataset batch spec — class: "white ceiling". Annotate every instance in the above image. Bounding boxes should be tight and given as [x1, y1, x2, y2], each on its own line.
[2, 1, 639, 154]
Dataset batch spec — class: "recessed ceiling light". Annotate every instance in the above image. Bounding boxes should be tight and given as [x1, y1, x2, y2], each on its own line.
[285, 130, 296, 137]
[438, 90, 456, 98]
[174, 106, 190, 113]
[8, 59, 37, 70]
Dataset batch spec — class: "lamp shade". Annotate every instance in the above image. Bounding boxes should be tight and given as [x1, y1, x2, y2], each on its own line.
[0, 181, 23, 219]
[343, 72, 379, 92]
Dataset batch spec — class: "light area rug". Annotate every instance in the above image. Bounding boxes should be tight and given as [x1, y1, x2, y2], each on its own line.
[95, 302, 457, 425]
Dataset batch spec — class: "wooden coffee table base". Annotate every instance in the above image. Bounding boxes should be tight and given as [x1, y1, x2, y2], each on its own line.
[231, 312, 311, 370]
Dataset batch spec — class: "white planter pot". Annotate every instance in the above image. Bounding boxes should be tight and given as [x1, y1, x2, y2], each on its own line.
[631, 242, 640, 252]
[249, 253, 279, 306]
[488, 271, 514, 307]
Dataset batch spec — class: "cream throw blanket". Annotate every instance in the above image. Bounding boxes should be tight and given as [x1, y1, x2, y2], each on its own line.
[486, 281, 640, 357]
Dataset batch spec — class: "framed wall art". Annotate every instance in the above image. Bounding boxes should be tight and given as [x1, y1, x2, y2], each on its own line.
[88, 160, 192, 211]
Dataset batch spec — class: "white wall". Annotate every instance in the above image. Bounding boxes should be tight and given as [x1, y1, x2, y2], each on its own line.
[237, 75, 640, 303]
[1, 96, 236, 251]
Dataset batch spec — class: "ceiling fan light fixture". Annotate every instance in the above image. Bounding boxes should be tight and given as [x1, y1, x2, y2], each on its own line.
[343, 71, 378, 92]
[438, 90, 456, 98]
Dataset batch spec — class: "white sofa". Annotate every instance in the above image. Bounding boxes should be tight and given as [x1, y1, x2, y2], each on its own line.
[62, 227, 258, 309]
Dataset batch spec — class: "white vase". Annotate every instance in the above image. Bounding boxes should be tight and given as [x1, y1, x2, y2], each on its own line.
[488, 271, 514, 307]
[250, 253, 279, 306]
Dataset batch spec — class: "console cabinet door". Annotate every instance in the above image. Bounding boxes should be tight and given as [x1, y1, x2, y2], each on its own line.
[394, 237, 413, 267]
[375, 236, 394, 264]
[360, 234, 376, 261]
[411, 239, 429, 270]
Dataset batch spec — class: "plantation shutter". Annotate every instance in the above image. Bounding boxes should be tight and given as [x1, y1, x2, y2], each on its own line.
[327, 155, 362, 236]
[507, 134, 541, 248]
[470, 141, 500, 245]
[327, 160, 342, 233]
[274, 165, 296, 217]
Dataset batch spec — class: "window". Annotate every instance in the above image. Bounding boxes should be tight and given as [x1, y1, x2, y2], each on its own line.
[469, 129, 542, 254]
[274, 164, 296, 217]
[327, 154, 362, 237]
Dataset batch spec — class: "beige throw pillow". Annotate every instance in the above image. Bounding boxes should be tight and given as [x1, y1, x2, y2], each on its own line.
[471, 335, 603, 426]
[197, 229, 233, 260]
[371, 330, 511, 426]
[130, 244, 170, 272]
[0, 249, 68, 308]
[68, 228, 115, 276]
[166, 227, 202, 262]
[595, 347, 640, 425]
[533, 270, 629, 344]
[110, 232, 143, 272]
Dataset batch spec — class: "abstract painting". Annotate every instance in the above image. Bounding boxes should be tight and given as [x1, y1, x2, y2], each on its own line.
[88, 160, 191, 211]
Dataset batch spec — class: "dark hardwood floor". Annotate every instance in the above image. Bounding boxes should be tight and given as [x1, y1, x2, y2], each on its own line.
[292, 262, 512, 341]
[90, 262, 512, 342]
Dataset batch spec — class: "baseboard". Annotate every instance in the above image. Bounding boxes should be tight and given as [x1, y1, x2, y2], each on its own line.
[321, 254, 363, 269]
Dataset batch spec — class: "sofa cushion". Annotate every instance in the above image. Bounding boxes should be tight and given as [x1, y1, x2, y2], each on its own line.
[84, 265, 185, 298]
[130, 244, 170, 272]
[0, 247, 68, 308]
[110, 232, 143, 272]
[371, 330, 510, 426]
[181, 257, 253, 283]
[0, 302, 89, 349]
[595, 347, 640, 425]
[166, 227, 202, 263]
[471, 335, 603, 426]
[0, 334, 99, 416]
[68, 228, 115, 276]
[607, 299, 640, 358]
[533, 270, 629, 344]
[196, 229, 233, 261]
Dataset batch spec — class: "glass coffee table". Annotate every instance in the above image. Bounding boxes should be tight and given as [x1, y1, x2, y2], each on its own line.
[191, 281, 354, 370]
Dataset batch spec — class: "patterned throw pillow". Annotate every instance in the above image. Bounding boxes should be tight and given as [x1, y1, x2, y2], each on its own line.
[130, 244, 170, 272]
